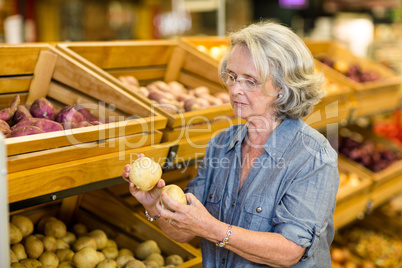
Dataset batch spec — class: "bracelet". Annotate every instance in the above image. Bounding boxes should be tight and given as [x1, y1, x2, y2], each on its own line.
[216, 224, 233, 248]
[145, 210, 160, 222]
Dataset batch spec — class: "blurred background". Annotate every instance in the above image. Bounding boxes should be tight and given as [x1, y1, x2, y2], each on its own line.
[1, 0, 402, 72]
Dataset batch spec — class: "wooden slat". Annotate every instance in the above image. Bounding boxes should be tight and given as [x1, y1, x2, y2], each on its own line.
[178, 71, 225, 94]
[107, 68, 166, 81]
[0, 93, 28, 108]
[164, 46, 187, 82]
[58, 195, 82, 227]
[0, 76, 32, 94]
[0, 44, 50, 75]
[7, 131, 163, 173]
[57, 41, 176, 69]
[26, 50, 58, 104]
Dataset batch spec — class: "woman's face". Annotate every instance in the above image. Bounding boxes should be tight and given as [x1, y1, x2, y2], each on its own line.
[225, 44, 279, 123]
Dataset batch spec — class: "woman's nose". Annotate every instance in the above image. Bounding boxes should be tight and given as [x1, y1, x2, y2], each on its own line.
[229, 81, 244, 95]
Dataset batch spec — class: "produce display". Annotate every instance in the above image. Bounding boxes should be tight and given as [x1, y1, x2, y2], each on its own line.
[0, 95, 107, 138]
[338, 171, 361, 194]
[333, 227, 402, 268]
[196, 44, 228, 60]
[330, 246, 361, 268]
[338, 128, 401, 172]
[9, 214, 185, 268]
[317, 56, 382, 83]
[372, 109, 402, 146]
[118, 76, 230, 114]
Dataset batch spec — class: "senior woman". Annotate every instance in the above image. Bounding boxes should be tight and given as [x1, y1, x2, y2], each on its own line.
[123, 20, 339, 267]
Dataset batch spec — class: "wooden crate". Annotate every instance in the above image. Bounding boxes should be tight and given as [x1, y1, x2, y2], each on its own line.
[9, 189, 202, 268]
[334, 157, 372, 229]
[56, 40, 235, 132]
[179, 36, 229, 65]
[0, 44, 167, 158]
[337, 125, 402, 210]
[303, 39, 402, 119]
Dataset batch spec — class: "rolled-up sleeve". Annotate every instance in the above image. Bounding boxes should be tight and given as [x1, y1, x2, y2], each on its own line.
[272, 147, 339, 260]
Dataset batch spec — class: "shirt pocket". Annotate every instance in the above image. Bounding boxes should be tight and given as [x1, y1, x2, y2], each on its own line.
[243, 195, 274, 232]
[204, 182, 224, 219]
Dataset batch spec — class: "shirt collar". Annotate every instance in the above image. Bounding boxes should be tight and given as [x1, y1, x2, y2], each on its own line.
[226, 118, 305, 162]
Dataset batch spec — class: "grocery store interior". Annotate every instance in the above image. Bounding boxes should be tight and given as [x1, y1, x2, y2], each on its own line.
[2, 0, 402, 267]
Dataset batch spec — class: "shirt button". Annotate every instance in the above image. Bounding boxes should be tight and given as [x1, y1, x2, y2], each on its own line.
[209, 193, 213, 198]
[232, 201, 235, 207]
[222, 258, 225, 264]
[256, 207, 262, 213]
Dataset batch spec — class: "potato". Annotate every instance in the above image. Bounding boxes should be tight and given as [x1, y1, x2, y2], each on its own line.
[165, 254, 184, 266]
[125, 260, 147, 268]
[56, 238, 70, 250]
[10, 249, 18, 263]
[135, 240, 161, 260]
[39, 251, 59, 267]
[10, 118, 64, 133]
[6, 126, 45, 138]
[143, 260, 159, 268]
[97, 259, 118, 268]
[56, 105, 85, 124]
[161, 184, 187, 212]
[0, 95, 20, 121]
[105, 239, 117, 249]
[9, 223, 23, 244]
[11, 243, 27, 261]
[88, 229, 108, 250]
[30, 97, 57, 120]
[58, 261, 75, 268]
[42, 236, 57, 252]
[24, 235, 44, 259]
[73, 247, 99, 268]
[44, 219, 67, 238]
[73, 236, 97, 251]
[12, 104, 33, 125]
[61, 231, 77, 245]
[11, 215, 34, 238]
[128, 157, 162, 191]
[56, 248, 74, 262]
[97, 251, 106, 263]
[72, 223, 88, 237]
[102, 247, 118, 259]
[0, 119, 10, 135]
[118, 248, 134, 257]
[19, 258, 42, 268]
[115, 254, 135, 267]
[145, 252, 164, 267]
[37, 216, 58, 234]
[11, 263, 25, 268]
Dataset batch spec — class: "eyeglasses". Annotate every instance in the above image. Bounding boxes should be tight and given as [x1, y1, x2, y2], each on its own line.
[220, 72, 261, 92]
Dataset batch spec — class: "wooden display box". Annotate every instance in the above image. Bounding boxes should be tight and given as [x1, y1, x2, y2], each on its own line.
[179, 36, 229, 65]
[334, 157, 372, 229]
[56, 40, 235, 140]
[0, 44, 166, 157]
[9, 189, 202, 268]
[1, 44, 168, 204]
[303, 40, 402, 119]
[338, 126, 402, 210]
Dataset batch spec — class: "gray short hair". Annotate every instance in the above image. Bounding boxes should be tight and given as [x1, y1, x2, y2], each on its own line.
[220, 20, 325, 121]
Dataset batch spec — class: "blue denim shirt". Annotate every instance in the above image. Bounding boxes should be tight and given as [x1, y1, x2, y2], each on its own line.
[185, 118, 339, 267]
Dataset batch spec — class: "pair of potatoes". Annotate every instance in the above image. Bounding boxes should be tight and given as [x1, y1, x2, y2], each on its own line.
[128, 157, 187, 210]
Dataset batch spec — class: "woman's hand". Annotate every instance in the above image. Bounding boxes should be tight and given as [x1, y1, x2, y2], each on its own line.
[122, 154, 165, 208]
[156, 192, 218, 238]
